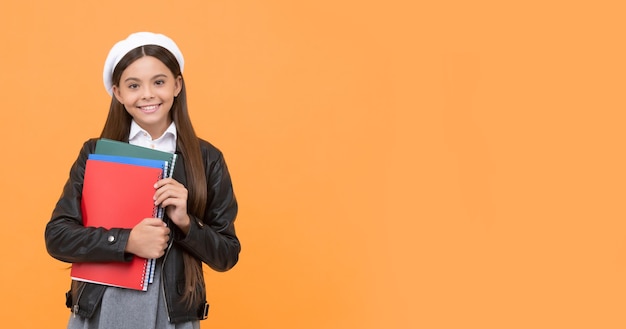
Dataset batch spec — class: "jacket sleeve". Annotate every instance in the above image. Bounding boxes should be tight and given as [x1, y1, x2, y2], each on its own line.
[44, 139, 132, 263]
[175, 143, 240, 272]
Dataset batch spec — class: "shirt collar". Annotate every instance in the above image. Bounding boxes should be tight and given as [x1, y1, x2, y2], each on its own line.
[129, 120, 177, 141]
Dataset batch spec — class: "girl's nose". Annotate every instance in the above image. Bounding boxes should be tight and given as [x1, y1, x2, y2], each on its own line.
[142, 86, 155, 99]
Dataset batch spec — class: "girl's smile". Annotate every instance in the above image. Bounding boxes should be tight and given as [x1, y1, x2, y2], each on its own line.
[138, 104, 161, 113]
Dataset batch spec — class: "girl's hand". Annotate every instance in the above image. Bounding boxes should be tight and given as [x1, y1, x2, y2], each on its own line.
[126, 218, 170, 259]
[154, 178, 191, 234]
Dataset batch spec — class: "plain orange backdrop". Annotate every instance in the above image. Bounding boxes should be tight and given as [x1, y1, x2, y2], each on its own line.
[2, 0, 626, 328]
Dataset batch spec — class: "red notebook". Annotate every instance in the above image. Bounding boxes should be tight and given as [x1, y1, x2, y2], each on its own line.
[70, 158, 163, 291]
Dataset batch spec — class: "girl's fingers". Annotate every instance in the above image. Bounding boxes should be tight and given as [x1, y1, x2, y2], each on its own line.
[155, 187, 187, 205]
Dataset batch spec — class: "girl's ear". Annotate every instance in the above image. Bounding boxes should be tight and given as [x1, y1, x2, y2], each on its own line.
[112, 85, 123, 104]
[174, 75, 182, 97]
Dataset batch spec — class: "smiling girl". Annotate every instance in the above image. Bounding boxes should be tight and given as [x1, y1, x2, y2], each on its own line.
[45, 32, 240, 328]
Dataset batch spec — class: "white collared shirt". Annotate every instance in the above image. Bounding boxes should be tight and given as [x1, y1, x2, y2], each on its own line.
[128, 120, 177, 153]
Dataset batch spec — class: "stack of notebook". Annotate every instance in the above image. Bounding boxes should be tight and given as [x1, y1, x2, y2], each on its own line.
[70, 138, 177, 291]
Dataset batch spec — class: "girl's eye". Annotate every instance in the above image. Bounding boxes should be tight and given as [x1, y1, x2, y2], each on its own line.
[128, 84, 139, 89]
[155, 80, 165, 86]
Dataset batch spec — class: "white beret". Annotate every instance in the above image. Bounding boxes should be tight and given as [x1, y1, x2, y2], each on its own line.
[102, 32, 184, 96]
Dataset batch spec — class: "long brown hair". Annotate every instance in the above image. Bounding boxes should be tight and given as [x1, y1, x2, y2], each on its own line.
[100, 45, 206, 309]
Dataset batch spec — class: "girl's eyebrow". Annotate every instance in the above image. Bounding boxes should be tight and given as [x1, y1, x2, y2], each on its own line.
[123, 74, 169, 83]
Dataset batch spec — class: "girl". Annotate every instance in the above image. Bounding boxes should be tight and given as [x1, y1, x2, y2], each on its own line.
[45, 32, 240, 328]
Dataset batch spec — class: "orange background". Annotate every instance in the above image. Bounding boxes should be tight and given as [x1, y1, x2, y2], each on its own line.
[1, 0, 626, 328]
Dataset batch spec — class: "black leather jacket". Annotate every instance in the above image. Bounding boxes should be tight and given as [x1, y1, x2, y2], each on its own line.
[45, 138, 240, 323]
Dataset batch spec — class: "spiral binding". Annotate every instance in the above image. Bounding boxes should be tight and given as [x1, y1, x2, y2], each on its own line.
[153, 161, 169, 219]
[141, 264, 148, 290]
[169, 153, 177, 178]
[148, 159, 170, 286]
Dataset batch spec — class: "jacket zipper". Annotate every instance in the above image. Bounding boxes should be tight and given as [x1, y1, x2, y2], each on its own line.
[161, 236, 174, 322]
[73, 283, 86, 318]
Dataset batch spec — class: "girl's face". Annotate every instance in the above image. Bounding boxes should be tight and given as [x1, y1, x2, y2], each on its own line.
[112, 56, 182, 138]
